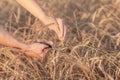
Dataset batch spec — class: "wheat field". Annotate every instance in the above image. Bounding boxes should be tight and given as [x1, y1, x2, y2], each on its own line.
[0, 0, 120, 80]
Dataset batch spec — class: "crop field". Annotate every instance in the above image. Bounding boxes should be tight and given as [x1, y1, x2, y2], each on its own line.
[0, 0, 120, 80]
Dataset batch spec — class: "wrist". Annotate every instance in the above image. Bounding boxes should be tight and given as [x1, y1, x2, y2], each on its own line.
[16, 41, 29, 52]
[38, 15, 50, 24]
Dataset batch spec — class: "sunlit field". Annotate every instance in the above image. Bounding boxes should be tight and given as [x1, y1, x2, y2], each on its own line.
[0, 0, 120, 80]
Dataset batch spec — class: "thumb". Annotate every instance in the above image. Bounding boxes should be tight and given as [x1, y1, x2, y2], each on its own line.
[38, 41, 53, 49]
[41, 41, 53, 57]
[57, 19, 65, 40]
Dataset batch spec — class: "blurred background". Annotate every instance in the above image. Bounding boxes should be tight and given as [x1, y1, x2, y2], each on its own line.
[0, 0, 120, 80]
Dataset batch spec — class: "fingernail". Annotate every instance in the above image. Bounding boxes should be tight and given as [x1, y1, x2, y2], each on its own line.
[47, 41, 53, 45]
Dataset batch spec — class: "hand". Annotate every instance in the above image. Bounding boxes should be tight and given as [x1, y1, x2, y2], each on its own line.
[24, 41, 53, 59]
[45, 17, 66, 41]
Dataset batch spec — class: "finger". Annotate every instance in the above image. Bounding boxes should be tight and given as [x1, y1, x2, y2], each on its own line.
[25, 52, 42, 60]
[42, 41, 53, 52]
[40, 41, 53, 49]
[39, 53, 44, 58]
[39, 42, 52, 48]
[57, 19, 66, 41]
[61, 23, 65, 40]
[42, 47, 51, 54]
[34, 52, 44, 60]
[46, 41, 53, 46]
[57, 19, 63, 38]
[40, 47, 51, 59]
[33, 55, 42, 60]
[63, 25, 66, 39]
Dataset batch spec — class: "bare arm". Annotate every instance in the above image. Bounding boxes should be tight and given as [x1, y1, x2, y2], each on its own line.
[16, 0, 49, 24]
[0, 25, 28, 50]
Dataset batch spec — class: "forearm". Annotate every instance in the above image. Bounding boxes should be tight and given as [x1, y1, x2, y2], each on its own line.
[0, 26, 28, 50]
[16, 0, 49, 24]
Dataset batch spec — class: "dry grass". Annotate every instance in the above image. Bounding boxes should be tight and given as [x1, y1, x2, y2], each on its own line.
[0, 0, 120, 80]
